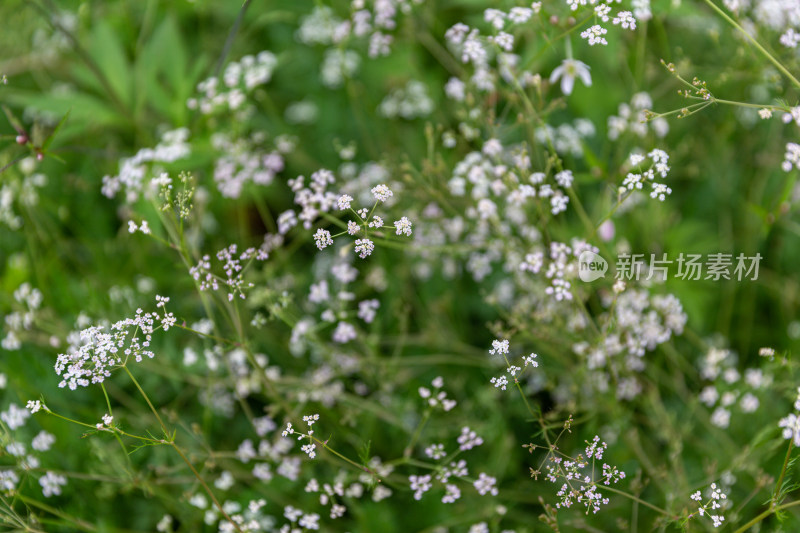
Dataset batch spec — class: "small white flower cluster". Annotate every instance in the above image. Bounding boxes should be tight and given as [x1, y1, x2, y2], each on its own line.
[424, 443, 446, 460]
[281, 414, 320, 459]
[1, 401, 59, 493]
[572, 289, 687, 400]
[449, 143, 575, 243]
[487, 339, 539, 391]
[190, 244, 269, 301]
[418, 376, 457, 411]
[723, 0, 800, 50]
[411, 427, 493, 503]
[198, 494, 271, 532]
[0, 157, 48, 231]
[546, 435, 626, 514]
[313, 184, 412, 259]
[473, 472, 499, 496]
[2, 282, 44, 351]
[621, 148, 672, 201]
[535, 119, 596, 158]
[54, 297, 175, 390]
[297, 1, 423, 63]
[188, 51, 277, 114]
[304, 477, 360, 519]
[446, 5, 540, 65]
[96, 413, 114, 430]
[689, 482, 728, 528]
[297, 2, 419, 86]
[779, 386, 800, 446]
[581, 24, 608, 46]
[409, 474, 433, 500]
[321, 49, 361, 89]
[0, 469, 19, 494]
[127, 220, 151, 235]
[3, 403, 31, 430]
[39, 471, 67, 497]
[569, 1, 637, 46]
[782, 142, 800, 172]
[280, 505, 321, 531]
[296, 260, 381, 348]
[379, 80, 433, 119]
[457, 426, 484, 451]
[101, 128, 190, 202]
[443, 5, 542, 96]
[699, 347, 771, 429]
[26, 400, 43, 415]
[520, 241, 596, 303]
[544, 242, 580, 301]
[607, 92, 668, 141]
[210, 132, 287, 199]
[283, 168, 338, 234]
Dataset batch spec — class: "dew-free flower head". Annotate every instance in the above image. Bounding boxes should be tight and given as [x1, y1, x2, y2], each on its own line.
[550, 59, 592, 96]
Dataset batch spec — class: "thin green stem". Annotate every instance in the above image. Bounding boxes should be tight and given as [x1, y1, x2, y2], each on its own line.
[700, 0, 800, 89]
[101, 384, 135, 473]
[403, 410, 432, 459]
[733, 499, 800, 533]
[122, 367, 242, 532]
[122, 366, 169, 437]
[314, 436, 381, 480]
[601, 485, 672, 517]
[169, 442, 244, 533]
[17, 494, 97, 532]
[772, 441, 794, 507]
[174, 323, 240, 347]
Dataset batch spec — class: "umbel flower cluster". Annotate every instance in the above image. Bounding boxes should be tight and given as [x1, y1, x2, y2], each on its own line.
[54, 297, 174, 390]
[545, 436, 626, 514]
[312, 183, 413, 259]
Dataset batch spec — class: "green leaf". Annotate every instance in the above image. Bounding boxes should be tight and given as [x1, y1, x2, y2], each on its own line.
[43, 109, 71, 150]
[88, 21, 132, 109]
[2, 104, 25, 133]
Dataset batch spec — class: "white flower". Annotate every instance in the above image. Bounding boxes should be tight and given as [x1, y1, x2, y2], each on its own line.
[549, 59, 592, 95]
[555, 170, 573, 188]
[780, 413, 800, 446]
[409, 474, 433, 500]
[393, 217, 412, 236]
[337, 194, 353, 210]
[580, 25, 608, 46]
[313, 229, 333, 250]
[301, 443, 317, 458]
[490, 375, 509, 390]
[523, 353, 539, 367]
[370, 184, 393, 202]
[39, 471, 67, 497]
[489, 339, 509, 355]
[32, 431, 55, 452]
[354, 238, 374, 258]
[473, 473, 498, 496]
[612, 11, 637, 29]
